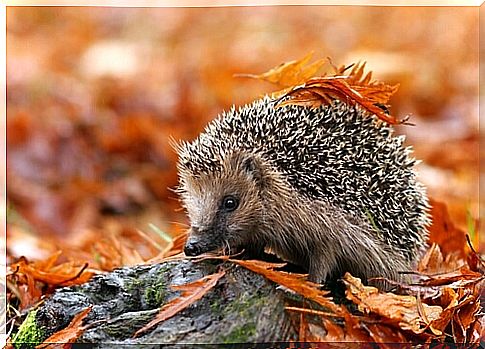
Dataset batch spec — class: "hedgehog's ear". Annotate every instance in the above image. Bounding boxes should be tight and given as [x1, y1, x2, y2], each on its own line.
[242, 156, 257, 174]
[241, 154, 264, 184]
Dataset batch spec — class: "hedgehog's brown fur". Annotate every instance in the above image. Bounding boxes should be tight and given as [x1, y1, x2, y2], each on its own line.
[176, 97, 430, 285]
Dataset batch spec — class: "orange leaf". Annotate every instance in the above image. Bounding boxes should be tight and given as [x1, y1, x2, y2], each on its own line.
[231, 259, 343, 315]
[320, 317, 346, 341]
[428, 287, 461, 335]
[236, 52, 326, 88]
[36, 306, 92, 348]
[418, 266, 483, 287]
[427, 198, 467, 258]
[134, 270, 225, 337]
[343, 273, 443, 334]
[365, 323, 409, 345]
[240, 54, 403, 124]
[452, 292, 481, 342]
[12, 258, 93, 286]
[417, 243, 445, 274]
[8, 254, 95, 310]
[279, 76, 401, 124]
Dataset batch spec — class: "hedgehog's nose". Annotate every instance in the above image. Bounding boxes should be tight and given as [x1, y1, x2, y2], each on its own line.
[184, 239, 201, 256]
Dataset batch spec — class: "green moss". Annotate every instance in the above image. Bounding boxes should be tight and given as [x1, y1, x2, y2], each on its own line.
[143, 274, 168, 308]
[12, 309, 46, 349]
[219, 290, 267, 343]
[123, 265, 171, 308]
[210, 297, 222, 314]
[222, 322, 257, 343]
[125, 277, 142, 292]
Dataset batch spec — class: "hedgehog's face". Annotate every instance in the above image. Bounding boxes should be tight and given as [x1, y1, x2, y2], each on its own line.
[179, 152, 267, 257]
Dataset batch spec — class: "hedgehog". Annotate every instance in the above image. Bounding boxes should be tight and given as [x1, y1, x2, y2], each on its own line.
[176, 96, 430, 285]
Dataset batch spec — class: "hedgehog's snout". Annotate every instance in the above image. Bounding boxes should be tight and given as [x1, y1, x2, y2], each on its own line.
[184, 238, 201, 256]
[184, 227, 202, 256]
[184, 226, 216, 256]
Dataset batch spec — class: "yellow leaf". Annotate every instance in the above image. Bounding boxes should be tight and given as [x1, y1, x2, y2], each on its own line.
[236, 52, 326, 88]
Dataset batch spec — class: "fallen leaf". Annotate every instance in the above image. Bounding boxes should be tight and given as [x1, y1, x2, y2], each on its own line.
[8, 254, 95, 310]
[320, 317, 346, 342]
[343, 273, 442, 334]
[278, 76, 401, 124]
[363, 322, 409, 345]
[418, 267, 483, 287]
[10, 256, 93, 286]
[238, 54, 402, 124]
[451, 292, 481, 343]
[231, 259, 342, 314]
[428, 287, 461, 335]
[418, 243, 445, 274]
[427, 199, 467, 258]
[134, 270, 225, 337]
[236, 52, 326, 88]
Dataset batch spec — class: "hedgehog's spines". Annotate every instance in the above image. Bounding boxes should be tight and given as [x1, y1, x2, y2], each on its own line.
[177, 97, 430, 275]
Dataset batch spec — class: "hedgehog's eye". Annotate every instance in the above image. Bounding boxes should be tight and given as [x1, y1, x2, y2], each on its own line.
[222, 195, 239, 213]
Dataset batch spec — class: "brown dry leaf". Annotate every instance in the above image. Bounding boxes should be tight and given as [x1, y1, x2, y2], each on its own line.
[418, 267, 483, 287]
[343, 273, 442, 334]
[278, 76, 401, 124]
[286, 305, 377, 343]
[35, 306, 92, 348]
[338, 61, 372, 85]
[468, 312, 485, 344]
[342, 61, 400, 104]
[286, 307, 344, 342]
[301, 310, 374, 343]
[427, 198, 467, 258]
[7, 272, 43, 310]
[451, 292, 481, 343]
[428, 287, 461, 335]
[413, 243, 483, 292]
[134, 270, 225, 337]
[231, 259, 343, 314]
[363, 323, 409, 345]
[417, 243, 445, 273]
[8, 253, 96, 310]
[10, 255, 94, 286]
[236, 52, 326, 88]
[320, 317, 346, 342]
[339, 306, 376, 343]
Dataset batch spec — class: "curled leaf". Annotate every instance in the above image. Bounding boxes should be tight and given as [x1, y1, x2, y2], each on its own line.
[278, 76, 401, 124]
[343, 273, 442, 334]
[238, 53, 403, 124]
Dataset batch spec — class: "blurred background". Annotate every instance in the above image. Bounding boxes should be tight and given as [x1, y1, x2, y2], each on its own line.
[6, 6, 480, 267]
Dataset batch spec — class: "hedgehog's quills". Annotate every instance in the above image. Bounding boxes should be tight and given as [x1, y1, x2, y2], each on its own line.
[176, 97, 430, 286]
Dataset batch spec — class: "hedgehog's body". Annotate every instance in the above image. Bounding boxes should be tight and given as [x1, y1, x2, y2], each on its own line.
[177, 97, 429, 284]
